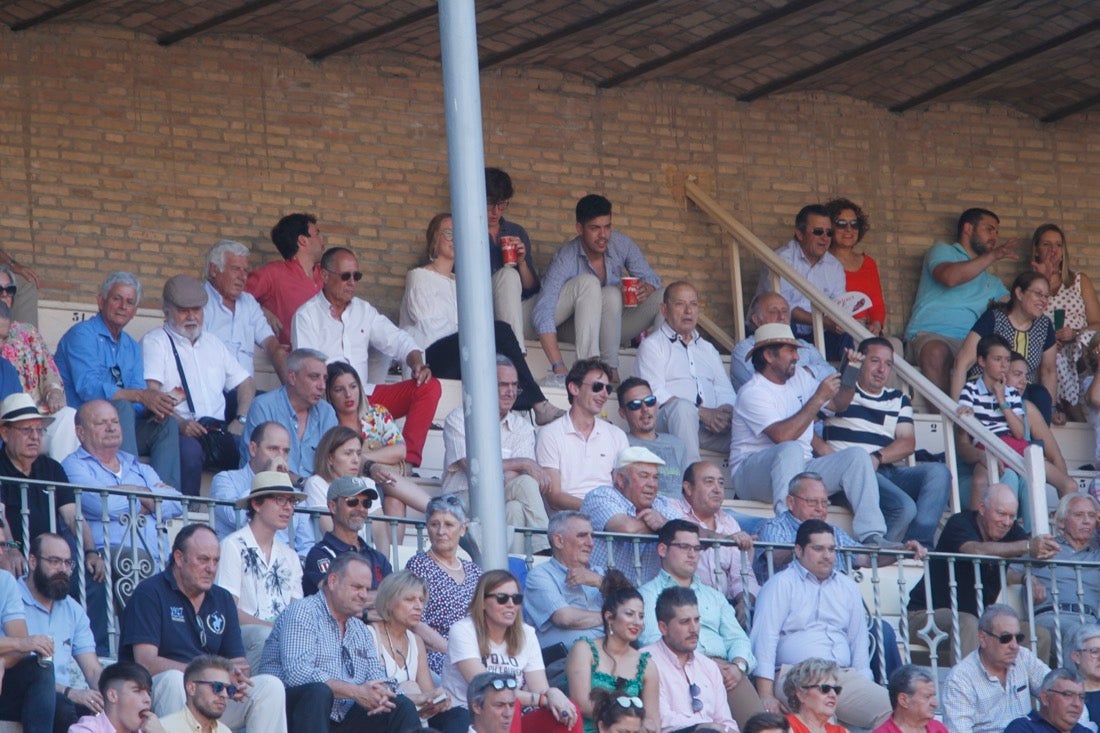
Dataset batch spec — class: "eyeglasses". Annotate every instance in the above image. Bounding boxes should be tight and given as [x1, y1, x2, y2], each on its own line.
[1025, 288, 1051, 300]
[1077, 647, 1100, 658]
[485, 592, 524, 605]
[833, 219, 861, 230]
[790, 494, 830, 509]
[584, 381, 613, 394]
[0, 286, 16, 297]
[487, 677, 518, 691]
[688, 681, 703, 713]
[983, 630, 1026, 644]
[809, 227, 834, 237]
[343, 496, 373, 508]
[803, 684, 843, 695]
[328, 270, 364, 282]
[497, 381, 523, 394]
[615, 696, 643, 709]
[441, 230, 454, 239]
[8, 425, 45, 437]
[624, 395, 658, 411]
[1048, 688, 1087, 702]
[488, 200, 510, 211]
[110, 365, 124, 388]
[193, 680, 239, 697]
[37, 555, 76, 571]
[269, 495, 301, 507]
[668, 542, 703, 554]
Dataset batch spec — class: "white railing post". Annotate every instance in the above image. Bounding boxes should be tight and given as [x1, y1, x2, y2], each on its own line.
[1024, 444, 1050, 535]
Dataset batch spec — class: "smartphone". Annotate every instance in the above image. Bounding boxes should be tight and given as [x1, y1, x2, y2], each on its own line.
[840, 362, 860, 388]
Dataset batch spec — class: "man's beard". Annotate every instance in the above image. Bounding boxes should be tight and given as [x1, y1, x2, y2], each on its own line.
[33, 563, 70, 601]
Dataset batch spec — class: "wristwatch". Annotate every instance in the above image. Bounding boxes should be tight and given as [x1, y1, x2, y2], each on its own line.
[236, 415, 246, 424]
[733, 659, 748, 674]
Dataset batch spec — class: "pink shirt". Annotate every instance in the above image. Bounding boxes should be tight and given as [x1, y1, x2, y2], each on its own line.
[672, 497, 760, 600]
[535, 411, 629, 501]
[643, 639, 737, 733]
[69, 712, 144, 733]
[873, 719, 948, 733]
[245, 258, 323, 346]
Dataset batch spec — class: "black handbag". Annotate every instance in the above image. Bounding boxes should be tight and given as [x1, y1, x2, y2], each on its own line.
[166, 329, 239, 471]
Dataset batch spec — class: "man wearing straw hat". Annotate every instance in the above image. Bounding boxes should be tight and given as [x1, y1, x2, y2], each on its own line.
[729, 323, 890, 546]
[216, 471, 306, 670]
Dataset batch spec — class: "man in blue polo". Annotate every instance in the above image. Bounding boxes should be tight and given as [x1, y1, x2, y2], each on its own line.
[240, 348, 336, 481]
[55, 271, 183, 489]
[119, 523, 286, 733]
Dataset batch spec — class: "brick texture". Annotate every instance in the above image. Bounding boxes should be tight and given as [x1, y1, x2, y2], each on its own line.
[1, 24, 1098, 341]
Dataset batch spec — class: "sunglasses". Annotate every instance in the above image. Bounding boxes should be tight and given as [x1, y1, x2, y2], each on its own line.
[624, 395, 658, 411]
[615, 696, 643, 709]
[343, 496, 373, 508]
[833, 219, 861, 230]
[487, 677, 518, 691]
[0, 286, 15, 297]
[584, 381, 613, 394]
[194, 680, 239, 697]
[809, 227, 834, 237]
[485, 592, 524, 605]
[328, 270, 364, 282]
[688, 682, 703, 713]
[803, 684, 843, 695]
[985, 630, 1026, 645]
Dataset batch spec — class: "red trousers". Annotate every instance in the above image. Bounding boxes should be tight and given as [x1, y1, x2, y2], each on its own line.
[369, 377, 441, 466]
[510, 700, 583, 733]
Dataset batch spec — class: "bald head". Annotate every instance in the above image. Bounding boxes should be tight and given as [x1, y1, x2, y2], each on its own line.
[750, 292, 791, 327]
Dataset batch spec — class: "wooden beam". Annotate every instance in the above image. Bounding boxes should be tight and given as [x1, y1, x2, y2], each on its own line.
[597, 0, 828, 89]
[157, 0, 284, 46]
[307, 5, 438, 61]
[1041, 90, 1100, 123]
[9, 0, 97, 31]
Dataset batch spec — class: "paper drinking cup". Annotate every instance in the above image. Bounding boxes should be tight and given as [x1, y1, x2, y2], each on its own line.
[621, 277, 639, 307]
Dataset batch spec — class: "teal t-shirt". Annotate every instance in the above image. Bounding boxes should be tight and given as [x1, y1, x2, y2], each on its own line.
[905, 242, 1008, 340]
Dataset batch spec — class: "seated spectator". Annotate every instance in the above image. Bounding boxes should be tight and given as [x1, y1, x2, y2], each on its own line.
[873, 665, 946, 733]
[616, 378, 689, 496]
[730, 323, 889, 545]
[565, 570, 659, 733]
[202, 239, 288, 390]
[952, 270, 1058, 423]
[1005, 668, 1089, 733]
[400, 214, 561, 425]
[142, 274, 254, 495]
[210, 421, 313, 556]
[826, 198, 888, 338]
[325, 361, 406, 471]
[523, 511, 604, 678]
[0, 305, 32, 404]
[1072, 626, 1100, 722]
[244, 212, 324, 348]
[302, 475, 390, 599]
[755, 205, 849, 360]
[443, 355, 551, 554]
[302, 426, 364, 536]
[120, 524, 286, 733]
[1023, 494, 1100, 668]
[956, 334, 1076, 503]
[730, 293, 834, 391]
[672, 461, 757, 623]
[160, 655, 235, 733]
[641, 586, 737, 733]
[469, 672, 518, 733]
[366, 571, 452, 714]
[780, 658, 847, 733]
[588, 688, 646, 733]
[822, 337, 950, 546]
[441, 570, 580, 733]
[537, 358, 629, 511]
[55, 271, 182, 490]
[638, 520, 761, 729]
[904, 207, 1012, 400]
[216, 471, 306, 669]
[908, 482, 1055, 664]
[293, 246, 441, 467]
[406, 495, 483, 677]
[581, 447, 682, 584]
[533, 194, 663, 384]
[750, 519, 891, 730]
[633, 281, 736, 463]
[942, 604, 1051, 733]
[1031, 224, 1100, 418]
[485, 168, 540, 352]
[240, 348, 336, 480]
[257, 553, 419, 733]
[0, 265, 78, 458]
[20, 533, 103, 733]
[0, 562, 57, 733]
[744, 712, 791, 733]
[0, 250, 37, 327]
[1005, 350, 1076, 495]
[68, 662, 161, 733]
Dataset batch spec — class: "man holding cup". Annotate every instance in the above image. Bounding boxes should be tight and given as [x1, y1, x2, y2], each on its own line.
[533, 194, 663, 385]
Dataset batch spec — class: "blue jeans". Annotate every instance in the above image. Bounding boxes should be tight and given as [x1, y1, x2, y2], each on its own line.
[0, 655, 56, 733]
[876, 463, 952, 546]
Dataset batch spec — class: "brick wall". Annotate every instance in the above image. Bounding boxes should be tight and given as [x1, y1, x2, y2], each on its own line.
[2, 24, 1098, 341]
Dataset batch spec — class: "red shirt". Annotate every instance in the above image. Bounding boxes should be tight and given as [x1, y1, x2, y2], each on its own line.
[245, 259, 323, 346]
[844, 253, 887, 325]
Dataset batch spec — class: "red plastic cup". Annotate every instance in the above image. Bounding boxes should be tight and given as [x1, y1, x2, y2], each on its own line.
[621, 277, 639, 308]
[500, 236, 519, 267]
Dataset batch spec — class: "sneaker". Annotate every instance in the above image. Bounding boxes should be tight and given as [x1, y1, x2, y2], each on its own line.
[540, 373, 568, 389]
[533, 401, 566, 426]
[861, 533, 904, 550]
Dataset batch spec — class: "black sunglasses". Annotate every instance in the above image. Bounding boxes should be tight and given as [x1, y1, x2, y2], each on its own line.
[485, 592, 524, 605]
[625, 395, 657, 411]
[194, 680, 239, 697]
[809, 227, 834, 237]
[0, 286, 16, 297]
[328, 270, 363, 282]
[488, 677, 518, 691]
[584, 381, 613, 394]
[803, 684, 843, 695]
[985, 630, 1026, 645]
[833, 219, 861, 230]
[344, 496, 372, 508]
[688, 681, 703, 712]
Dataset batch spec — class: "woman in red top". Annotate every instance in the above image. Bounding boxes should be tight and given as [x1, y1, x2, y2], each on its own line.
[782, 659, 848, 733]
[826, 198, 886, 337]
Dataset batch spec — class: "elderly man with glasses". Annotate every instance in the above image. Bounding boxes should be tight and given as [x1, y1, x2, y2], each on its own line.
[1005, 668, 1090, 733]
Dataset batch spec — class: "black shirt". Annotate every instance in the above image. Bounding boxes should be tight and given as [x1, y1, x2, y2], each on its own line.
[0, 449, 73, 546]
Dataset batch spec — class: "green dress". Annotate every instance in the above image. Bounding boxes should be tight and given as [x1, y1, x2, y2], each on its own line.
[579, 637, 650, 733]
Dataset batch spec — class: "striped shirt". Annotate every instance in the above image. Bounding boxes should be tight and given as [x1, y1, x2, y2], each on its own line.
[959, 377, 1023, 437]
[822, 386, 911, 452]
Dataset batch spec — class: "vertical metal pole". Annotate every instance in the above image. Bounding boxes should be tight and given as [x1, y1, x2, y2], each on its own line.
[438, 0, 508, 570]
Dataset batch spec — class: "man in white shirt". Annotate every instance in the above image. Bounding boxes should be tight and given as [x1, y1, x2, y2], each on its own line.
[216, 471, 306, 670]
[536, 358, 629, 510]
[442, 355, 550, 553]
[203, 239, 288, 387]
[634, 281, 736, 464]
[142, 275, 254, 496]
[292, 246, 440, 468]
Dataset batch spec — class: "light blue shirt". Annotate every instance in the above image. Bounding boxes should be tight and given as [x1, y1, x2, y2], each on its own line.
[0, 571, 26, 628]
[210, 464, 316, 555]
[533, 230, 661, 335]
[581, 486, 682, 586]
[638, 569, 755, 670]
[753, 512, 861, 581]
[749, 560, 870, 681]
[202, 281, 275, 375]
[756, 239, 845, 338]
[55, 313, 146, 411]
[729, 335, 835, 391]
[522, 557, 604, 650]
[18, 577, 95, 687]
[241, 387, 337, 476]
[905, 241, 1009, 340]
[61, 447, 184, 562]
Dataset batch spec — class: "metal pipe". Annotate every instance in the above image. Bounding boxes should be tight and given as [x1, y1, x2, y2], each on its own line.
[438, 0, 508, 571]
